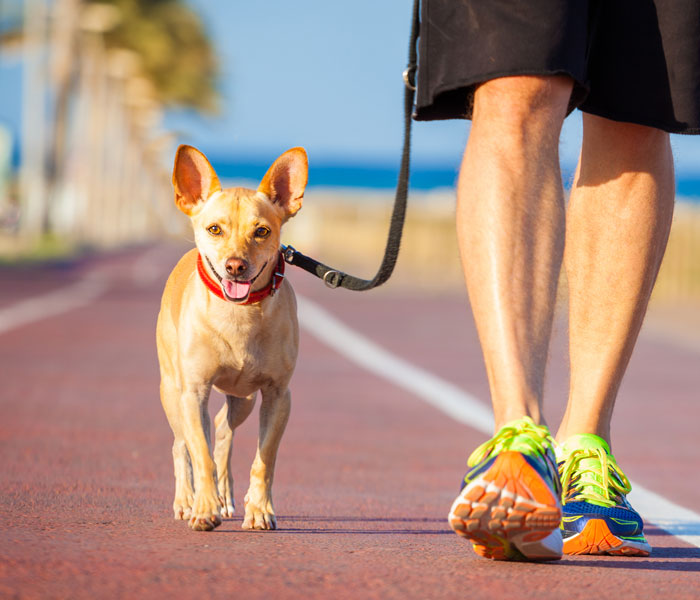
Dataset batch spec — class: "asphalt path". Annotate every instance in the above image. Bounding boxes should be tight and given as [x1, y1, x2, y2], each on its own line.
[1, 243, 699, 599]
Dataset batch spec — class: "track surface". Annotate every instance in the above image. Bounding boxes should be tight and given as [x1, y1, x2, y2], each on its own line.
[1, 244, 699, 599]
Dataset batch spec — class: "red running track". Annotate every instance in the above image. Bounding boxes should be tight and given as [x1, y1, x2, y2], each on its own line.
[0, 243, 698, 600]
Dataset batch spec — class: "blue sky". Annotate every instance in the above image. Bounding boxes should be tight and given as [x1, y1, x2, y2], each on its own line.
[2, 0, 700, 176]
[163, 0, 700, 176]
[164, 0, 470, 168]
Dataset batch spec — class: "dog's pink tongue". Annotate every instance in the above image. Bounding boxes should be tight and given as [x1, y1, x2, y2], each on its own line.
[223, 279, 251, 300]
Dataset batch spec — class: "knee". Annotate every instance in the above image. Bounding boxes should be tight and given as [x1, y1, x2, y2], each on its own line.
[472, 75, 573, 138]
[579, 115, 673, 187]
[582, 114, 670, 159]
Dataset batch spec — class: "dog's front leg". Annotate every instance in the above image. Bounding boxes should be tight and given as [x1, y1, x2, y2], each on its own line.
[181, 383, 222, 531]
[214, 393, 257, 518]
[242, 387, 291, 530]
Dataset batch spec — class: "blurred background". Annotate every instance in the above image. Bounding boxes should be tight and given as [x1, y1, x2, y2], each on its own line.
[0, 0, 699, 310]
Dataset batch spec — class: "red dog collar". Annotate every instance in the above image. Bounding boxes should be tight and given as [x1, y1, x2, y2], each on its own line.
[196, 251, 285, 305]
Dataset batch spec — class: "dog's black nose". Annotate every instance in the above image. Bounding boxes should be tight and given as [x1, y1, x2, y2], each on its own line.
[225, 257, 248, 276]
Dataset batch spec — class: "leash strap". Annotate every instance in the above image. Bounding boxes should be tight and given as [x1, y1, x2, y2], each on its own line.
[283, 0, 420, 291]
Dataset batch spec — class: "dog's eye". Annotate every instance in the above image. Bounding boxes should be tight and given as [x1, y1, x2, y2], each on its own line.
[207, 224, 222, 236]
[255, 226, 270, 239]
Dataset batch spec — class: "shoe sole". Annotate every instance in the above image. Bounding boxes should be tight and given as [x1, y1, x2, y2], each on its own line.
[563, 518, 651, 556]
[448, 451, 563, 561]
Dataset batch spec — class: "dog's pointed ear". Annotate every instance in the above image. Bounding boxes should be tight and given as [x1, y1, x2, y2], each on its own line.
[257, 147, 308, 219]
[172, 145, 222, 215]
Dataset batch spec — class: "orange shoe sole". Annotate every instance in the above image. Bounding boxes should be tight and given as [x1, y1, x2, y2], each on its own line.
[448, 451, 562, 561]
[562, 518, 651, 556]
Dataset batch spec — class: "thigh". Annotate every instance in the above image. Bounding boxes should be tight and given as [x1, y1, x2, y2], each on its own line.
[414, 0, 592, 122]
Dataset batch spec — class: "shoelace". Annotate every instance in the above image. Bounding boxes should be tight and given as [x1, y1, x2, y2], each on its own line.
[467, 417, 552, 467]
[559, 447, 632, 507]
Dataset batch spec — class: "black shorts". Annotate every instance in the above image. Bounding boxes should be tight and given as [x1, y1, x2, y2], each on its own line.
[414, 0, 700, 134]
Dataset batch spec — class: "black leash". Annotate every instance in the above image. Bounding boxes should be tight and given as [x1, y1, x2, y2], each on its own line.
[282, 0, 420, 291]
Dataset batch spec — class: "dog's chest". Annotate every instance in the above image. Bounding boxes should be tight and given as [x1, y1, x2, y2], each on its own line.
[209, 314, 295, 397]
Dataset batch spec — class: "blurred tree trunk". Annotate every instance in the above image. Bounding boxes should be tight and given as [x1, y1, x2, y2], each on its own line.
[10, 0, 220, 244]
[19, 0, 49, 237]
[46, 0, 82, 237]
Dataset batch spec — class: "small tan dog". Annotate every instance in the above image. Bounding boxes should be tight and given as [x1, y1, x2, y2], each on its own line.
[156, 145, 307, 531]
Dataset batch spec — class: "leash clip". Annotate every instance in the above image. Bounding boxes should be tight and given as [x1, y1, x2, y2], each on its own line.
[281, 244, 296, 264]
[323, 270, 341, 289]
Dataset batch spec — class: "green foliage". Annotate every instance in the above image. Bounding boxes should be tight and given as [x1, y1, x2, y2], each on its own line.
[87, 0, 220, 113]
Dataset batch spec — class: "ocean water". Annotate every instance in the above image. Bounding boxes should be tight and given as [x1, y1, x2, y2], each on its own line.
[212, 158, 460, 191]
[211, 157, 700, 201]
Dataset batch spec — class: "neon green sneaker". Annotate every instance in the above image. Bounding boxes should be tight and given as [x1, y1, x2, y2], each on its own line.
[558, 434, 651, 556]
[448, 416, 563, 561]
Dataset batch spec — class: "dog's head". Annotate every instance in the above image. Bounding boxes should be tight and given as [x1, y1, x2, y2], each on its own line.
[172, 145, 308, 303]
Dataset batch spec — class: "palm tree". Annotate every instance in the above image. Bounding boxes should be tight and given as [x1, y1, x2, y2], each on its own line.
[86, 0, 219, 113]
[2, 0, 220, 239]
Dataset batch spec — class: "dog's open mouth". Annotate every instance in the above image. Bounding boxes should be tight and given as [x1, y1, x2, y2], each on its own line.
[220, 262, 268, 303]
[202, 255, 269, 303]
[222, 279, 253, 302]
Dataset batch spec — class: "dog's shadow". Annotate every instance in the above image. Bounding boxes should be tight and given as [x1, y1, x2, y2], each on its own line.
[217, 518, 700, 570]
[220, 514, 451, 535]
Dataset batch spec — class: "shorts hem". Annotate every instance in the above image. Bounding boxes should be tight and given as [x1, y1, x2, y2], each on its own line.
[414, 68, 587, 122]
[579, 105, 700, 135]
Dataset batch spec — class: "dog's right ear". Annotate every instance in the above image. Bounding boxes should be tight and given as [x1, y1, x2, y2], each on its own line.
[172, 145, 222, 215]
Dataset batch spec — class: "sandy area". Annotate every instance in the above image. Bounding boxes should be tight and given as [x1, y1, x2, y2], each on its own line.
[284, 188, 700, 352]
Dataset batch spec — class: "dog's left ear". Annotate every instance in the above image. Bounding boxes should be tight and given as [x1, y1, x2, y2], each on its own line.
[258, 147, 308, 219]
[172, 145, 222, 216]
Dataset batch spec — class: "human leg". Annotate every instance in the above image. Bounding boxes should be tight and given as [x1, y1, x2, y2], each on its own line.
[456, 75, 571, 429]
[556, 113, 674, 556]
[557, 114, 674, 443]
[448, 75, 571, 560]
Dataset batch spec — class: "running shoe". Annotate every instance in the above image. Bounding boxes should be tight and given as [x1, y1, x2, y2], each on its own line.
[558, 433, 651, 556]
[448, 416, 563, 561]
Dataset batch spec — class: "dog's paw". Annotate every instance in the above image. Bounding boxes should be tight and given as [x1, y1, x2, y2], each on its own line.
[242, 493, 277, 530]
[174, 505, 192, 521]
[173, 494, 194, 521]
[188, 493, 222, 531]
[219, 495, 235, 519]
[217, 482, 235, 519]
[242, 507, 277, 530]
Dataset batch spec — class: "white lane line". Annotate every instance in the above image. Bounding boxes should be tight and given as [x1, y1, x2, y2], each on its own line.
[296, 294, 700, 550]
[628, 483, 700, 549]
[296, 294, 494, 435]
[0, 271, 108, 335]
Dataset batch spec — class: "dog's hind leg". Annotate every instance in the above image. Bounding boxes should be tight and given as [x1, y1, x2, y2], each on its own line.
[172, 438, 194, 520]
[214, 393, 257, 518]
[160, 381, 195, 520]
[243, 387, 291, 530]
